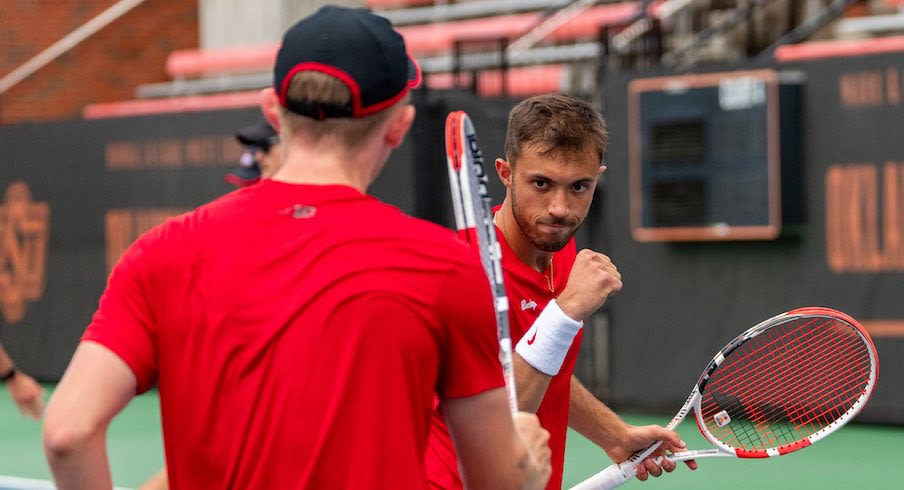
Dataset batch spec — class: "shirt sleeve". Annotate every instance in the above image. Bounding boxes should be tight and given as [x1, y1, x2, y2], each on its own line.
[81, 225, 166, 394]
[434, 257, 506, 399]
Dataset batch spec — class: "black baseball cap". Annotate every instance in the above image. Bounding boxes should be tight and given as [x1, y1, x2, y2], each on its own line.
[225, 161, 261, 188]
[235, 118, 278, 148]
[273, 5, 422, 119]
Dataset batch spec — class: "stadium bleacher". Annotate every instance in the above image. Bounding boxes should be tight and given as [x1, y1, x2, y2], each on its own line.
[83, 0, 904, 118]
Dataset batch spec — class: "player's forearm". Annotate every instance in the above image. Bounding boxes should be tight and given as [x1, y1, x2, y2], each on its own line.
[568, 376, 629, 450]
[513, 299, 581, 412]
[43, 342, 137, 489]
[444, 390, 550, 490]
[514, 353, 552, 412]
[44, 428, 114, 490]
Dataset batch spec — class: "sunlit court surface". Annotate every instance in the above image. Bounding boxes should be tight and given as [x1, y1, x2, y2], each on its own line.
[1, 386, 902, 489]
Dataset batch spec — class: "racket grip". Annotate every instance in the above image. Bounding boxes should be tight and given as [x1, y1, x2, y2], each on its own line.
[569, 463, 635, 490]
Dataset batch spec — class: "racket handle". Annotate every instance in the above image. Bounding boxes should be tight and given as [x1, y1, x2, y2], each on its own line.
[569, 463, 634, 490]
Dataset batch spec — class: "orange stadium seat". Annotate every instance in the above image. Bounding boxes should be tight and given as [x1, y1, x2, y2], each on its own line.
[83, 91, 263, 118]
[166, 43, 279, 79]
[83, 63, 565, 118]
[774, 35, 904, 62]
[399, 2, 640, 55]
[427, 64, 566, 96]
[165, 1, 646, 78]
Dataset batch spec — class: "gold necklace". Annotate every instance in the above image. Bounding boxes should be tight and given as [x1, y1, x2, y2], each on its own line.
[545, 258, 555, 293]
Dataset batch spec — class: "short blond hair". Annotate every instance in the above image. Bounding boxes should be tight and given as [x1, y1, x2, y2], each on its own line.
[279, 71, 403, 147]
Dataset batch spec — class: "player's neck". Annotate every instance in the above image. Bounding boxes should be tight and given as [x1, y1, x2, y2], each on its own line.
[271, 139, 388, 192]
[494, 200, 553, 273]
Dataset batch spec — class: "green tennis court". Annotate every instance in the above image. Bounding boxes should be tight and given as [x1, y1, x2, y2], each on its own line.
[1, 385, 900, 489]
[564, 414, 903, 489]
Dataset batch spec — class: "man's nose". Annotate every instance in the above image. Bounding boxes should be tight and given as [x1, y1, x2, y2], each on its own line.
[548, 190, 569, 218]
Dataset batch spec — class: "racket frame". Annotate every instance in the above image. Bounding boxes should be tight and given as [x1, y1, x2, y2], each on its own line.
[571, 307, 879, 489]
[445, 110, 518, 414]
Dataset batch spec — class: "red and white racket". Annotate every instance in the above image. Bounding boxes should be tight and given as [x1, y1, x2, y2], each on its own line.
[445, 110, 517, 414]
[572, 306, 879, 489]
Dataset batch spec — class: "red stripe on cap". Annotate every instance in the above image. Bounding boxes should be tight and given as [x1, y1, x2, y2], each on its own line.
[279, 62, 363, 115]
[356, 55, 421, 116]
[279, 59, 419, 118]
[358, 86, 410, 116]
[408, 53, 422, 88]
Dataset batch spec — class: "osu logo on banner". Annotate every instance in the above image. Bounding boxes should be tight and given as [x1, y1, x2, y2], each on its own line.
[0, 182, 50, 324]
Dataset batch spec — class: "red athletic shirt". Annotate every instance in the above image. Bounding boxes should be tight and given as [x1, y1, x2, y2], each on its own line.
[83, 180, 505, 489]
[425, 224, 581, 490]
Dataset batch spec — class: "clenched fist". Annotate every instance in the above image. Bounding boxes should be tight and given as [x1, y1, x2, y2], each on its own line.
[556, 249, 622, 321]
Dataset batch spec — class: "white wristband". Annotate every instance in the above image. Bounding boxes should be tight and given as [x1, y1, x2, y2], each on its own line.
[515, 299, 582, 376]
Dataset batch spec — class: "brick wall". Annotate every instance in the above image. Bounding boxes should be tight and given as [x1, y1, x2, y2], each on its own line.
[0, 0, 198, 123]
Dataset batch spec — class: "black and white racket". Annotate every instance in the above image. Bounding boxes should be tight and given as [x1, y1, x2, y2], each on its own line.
[572, 306, 879, 489]
[445, 110, 517, 413]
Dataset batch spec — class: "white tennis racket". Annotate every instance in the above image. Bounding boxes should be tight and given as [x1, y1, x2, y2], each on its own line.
[572, 306, 879, 489]
[445, 110, 517, 414]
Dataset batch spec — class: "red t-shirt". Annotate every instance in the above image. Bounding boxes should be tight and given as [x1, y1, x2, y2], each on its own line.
[425, 226, 581, 490]
[83, 180, 505, 489]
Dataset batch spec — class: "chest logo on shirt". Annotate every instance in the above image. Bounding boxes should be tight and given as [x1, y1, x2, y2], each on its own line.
[520, 299, 538, 311]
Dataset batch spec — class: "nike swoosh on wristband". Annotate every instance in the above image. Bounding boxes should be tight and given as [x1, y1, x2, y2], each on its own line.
[526, 330, 538, 345]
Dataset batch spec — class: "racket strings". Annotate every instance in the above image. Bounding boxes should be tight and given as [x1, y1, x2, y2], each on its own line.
[708, 320, 869, 446]
[707, 321, 869, 448]
[711, 318, 866, 417]
[714, 321, 868, 430]
[699, 317, 871, 451]
[706, 337, 868, 449]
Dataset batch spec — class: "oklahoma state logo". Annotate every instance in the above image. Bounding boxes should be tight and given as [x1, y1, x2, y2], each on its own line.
[0, 182, 50, 324]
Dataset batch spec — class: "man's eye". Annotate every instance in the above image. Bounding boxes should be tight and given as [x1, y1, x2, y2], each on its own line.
[533, 180, 548, 189]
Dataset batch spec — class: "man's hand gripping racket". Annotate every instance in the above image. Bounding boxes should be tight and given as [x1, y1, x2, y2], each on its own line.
[572, 306, 879, 489]
[445, 110, 517, 414]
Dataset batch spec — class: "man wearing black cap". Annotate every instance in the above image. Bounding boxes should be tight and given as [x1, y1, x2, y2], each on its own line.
[44, 6, 550, 489]
[227, 118, 282, 187]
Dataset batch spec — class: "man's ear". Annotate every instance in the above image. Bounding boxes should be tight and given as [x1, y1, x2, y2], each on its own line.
[260, 88, 281, 133]
[495, 158, 513, 188]
[385, 104, 416, 148]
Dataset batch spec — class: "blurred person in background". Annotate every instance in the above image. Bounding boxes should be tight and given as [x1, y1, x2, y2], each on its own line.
[0, 341, 44, 419]
[225, 118, 282, 187]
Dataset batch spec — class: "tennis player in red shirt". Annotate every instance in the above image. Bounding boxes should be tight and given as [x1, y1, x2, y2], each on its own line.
[426, 94, 697, 489]
[43, 6, 550, 490]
